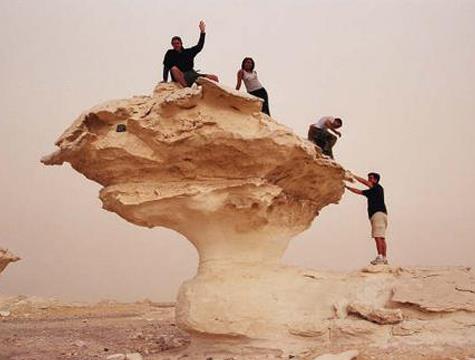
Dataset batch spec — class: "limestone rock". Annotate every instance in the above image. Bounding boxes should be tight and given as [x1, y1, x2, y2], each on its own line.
[0, 247, 20, 275]
[312, 350, 359, 360]
[41, 78, 475, 353]
[42, 78, 345, 336]
[125, 353, 143, 360]
[392, 267, 475, 312]
[347, 302, 403, 324]
[106, 354, 126, 360]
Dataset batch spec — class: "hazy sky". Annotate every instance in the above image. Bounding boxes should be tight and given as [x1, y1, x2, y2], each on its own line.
[1, 0, 474, 302]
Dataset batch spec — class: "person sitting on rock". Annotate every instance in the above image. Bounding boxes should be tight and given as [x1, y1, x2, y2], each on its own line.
[162, 20, 219, 87]
[235, 57, 270, 116]
[345, 172, 389, 265]
[307, 116, 342, 159]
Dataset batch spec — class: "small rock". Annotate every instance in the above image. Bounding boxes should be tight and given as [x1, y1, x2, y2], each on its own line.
[73, 340, 87, 347]
[126, 353, 143, 360]
[130, 331, 144, 339]
[347, 303, 403, 325]
[0, 310, 11, 317]
[106, 354, 125, 360]
[312, 350, 359, 360]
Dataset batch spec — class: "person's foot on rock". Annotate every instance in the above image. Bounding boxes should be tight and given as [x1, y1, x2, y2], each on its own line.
[370, 255, 385, 265]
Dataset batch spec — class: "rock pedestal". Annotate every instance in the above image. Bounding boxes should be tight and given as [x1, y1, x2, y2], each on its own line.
[42, 80, 475, 356]
[42, 79, 345, 337]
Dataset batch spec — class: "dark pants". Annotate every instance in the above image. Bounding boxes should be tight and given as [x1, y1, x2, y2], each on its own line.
[308, 127, 337, 159]
[249, 87, 270, 116]
[183, 70, 202, 87]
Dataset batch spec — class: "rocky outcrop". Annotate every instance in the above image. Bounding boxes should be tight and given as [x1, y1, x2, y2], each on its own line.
[42, 79, 345, 336]
[42, 79, 475, 356]
[0, 248, 20, 275]
[347, 303, 403, 324]
[392, 266, 475, 312]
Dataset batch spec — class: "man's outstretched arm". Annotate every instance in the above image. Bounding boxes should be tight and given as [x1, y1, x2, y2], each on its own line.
[345, 185, 364, 195]
[353, 174, 371, 187]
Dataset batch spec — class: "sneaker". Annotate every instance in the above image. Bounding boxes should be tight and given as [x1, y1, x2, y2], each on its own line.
[370, 256, 385, 265]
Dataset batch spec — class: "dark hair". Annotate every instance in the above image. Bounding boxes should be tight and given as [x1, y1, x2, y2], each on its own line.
[241, 57, 255, 71]
[368, 172, 381, 183]
[334, 118, 343, 126]
[171, 36, 182, 43]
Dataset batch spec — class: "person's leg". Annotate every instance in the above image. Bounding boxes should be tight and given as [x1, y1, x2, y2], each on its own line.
[370, 213, 388, 264]
[249, 88, 270, 115]
[325, 133, 337, 159]
[322, 132, 336, 158]
[313, 129, 329, 156]
[374, 237, 385, 256]
[259, 88, 270, 116]
[170, 66, 187, 87]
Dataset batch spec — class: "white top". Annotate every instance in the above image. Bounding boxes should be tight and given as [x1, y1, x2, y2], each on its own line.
[242, 70, 263, 92]
[313, 116, 336, 129]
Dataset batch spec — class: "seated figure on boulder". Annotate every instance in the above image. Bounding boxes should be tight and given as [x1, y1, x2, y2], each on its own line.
[162, 20, 219, 87]
[235, 57, 270, 116]
[307, 116, 343, 159]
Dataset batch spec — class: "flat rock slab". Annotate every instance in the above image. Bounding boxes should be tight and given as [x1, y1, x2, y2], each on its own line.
[392, 267, 475, 312]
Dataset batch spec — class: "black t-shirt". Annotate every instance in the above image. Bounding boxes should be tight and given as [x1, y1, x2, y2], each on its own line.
[163, 33, 205, 79]
[362, 184, 387, 218]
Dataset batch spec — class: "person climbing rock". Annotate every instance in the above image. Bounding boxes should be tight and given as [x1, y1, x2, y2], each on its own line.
[235, 57, 270, 116]
[307, 116, 342, 159]
[345, 172, 389, 265]
[162, 20, 219, 87]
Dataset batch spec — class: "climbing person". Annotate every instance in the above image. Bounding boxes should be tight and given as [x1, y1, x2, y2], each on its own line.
[235, 57, 270, 116]
[307, 116, 342, 159]
[162, 20, 219, 87]
[345, 172, 389, 265]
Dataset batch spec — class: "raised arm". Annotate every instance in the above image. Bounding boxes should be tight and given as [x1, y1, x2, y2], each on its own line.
[345, 185, 364, 195]
[190, 20, 206, 55]
[236, 69, 243, 90]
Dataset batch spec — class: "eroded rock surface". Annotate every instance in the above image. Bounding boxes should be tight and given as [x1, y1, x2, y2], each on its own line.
[42, 79, 345, 336]
[41, 80, 475, 356]
[347, 303, 403, 324]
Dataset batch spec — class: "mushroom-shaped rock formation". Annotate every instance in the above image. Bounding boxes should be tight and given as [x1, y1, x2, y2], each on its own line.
[0, 248, 20, 276]
[42, 78, 346, 337]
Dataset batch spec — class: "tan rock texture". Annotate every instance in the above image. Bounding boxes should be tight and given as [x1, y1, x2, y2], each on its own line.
[312, 350, 359, 360]
[347, 303, 403, 324]
[42, 80, 475, 356]
[0, 247, 20, 275]
[42, 79, 346, 336]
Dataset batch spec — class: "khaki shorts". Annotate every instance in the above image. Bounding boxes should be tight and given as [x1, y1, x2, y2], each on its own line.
[370, 212, 388, 238]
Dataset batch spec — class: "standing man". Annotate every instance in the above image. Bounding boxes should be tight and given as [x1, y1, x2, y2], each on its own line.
[307, 116, 343, 159]
[162, 20, 219, 87]
[345, 172, 389, 265]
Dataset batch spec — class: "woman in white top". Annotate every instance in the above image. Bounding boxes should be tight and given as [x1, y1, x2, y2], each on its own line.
[235, 57, 270, 115]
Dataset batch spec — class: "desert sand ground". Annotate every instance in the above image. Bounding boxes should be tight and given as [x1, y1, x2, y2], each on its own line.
[1, 297, 474, 360]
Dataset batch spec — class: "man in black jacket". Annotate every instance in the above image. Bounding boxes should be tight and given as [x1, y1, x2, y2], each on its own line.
[345, 172, 389, 265]
[162, 21, 219, 87]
